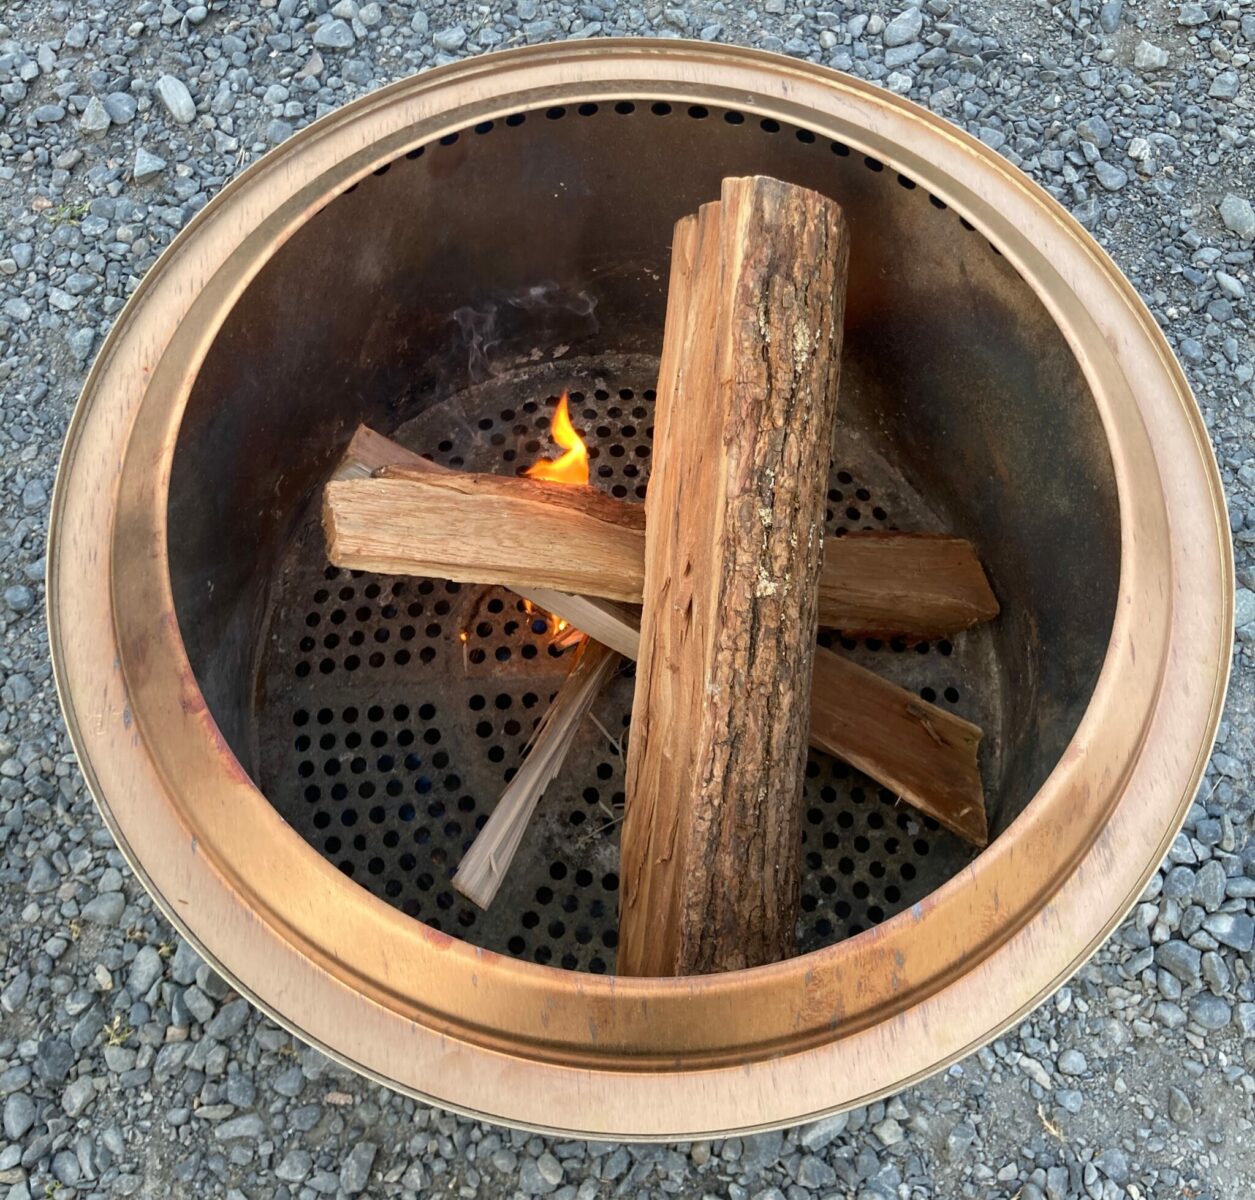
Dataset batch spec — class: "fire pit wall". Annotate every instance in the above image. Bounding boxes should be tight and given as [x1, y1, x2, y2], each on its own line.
[169, 100, 1119, 970]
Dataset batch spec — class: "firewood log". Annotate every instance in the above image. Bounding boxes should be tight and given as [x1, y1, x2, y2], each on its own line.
[618, 177, 848, 976]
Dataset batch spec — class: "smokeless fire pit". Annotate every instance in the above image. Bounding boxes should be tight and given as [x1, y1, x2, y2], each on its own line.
[49, 42, 1232, 1137]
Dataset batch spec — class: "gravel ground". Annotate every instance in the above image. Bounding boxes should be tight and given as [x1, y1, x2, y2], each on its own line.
[1, 0, 1253, 1197]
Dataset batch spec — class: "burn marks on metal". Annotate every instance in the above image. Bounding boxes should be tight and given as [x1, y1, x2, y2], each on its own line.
[260, 100, 1005, 970]
[335, 99, 1008, 265]
[258, 357, 994, 971]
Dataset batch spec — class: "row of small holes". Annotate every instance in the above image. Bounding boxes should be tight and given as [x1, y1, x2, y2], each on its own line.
[342, 101, 1017, 260]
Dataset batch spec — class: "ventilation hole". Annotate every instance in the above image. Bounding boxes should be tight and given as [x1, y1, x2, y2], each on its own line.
[864, 155, 884, 171]
[439, 132, 459, 146]
[687, 104, 708, 119]
[651, 101, 671, 115]
[546, 105, 566, 120]
[724, 109, 745, 124]
[614, 100, 635, 114]
[577, 102, 598, 117]
[760, 117, 780, 133]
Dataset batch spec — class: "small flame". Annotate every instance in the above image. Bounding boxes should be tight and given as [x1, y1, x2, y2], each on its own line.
[525, 392, 589, 486]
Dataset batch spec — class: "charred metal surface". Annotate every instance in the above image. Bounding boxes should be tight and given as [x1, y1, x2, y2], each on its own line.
[170, 98, 1118, 969]
[255, 358, 997, 967]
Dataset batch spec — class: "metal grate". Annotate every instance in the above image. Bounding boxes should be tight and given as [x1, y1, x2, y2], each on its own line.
[256, 355, 998, 971]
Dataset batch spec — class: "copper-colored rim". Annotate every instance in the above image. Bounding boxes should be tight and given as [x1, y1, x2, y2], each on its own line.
[48, 41, 1232, 1137]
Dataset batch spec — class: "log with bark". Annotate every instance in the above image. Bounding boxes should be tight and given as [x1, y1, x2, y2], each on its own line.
[617, 176, 848, 977]
[326, 448, 998, 638]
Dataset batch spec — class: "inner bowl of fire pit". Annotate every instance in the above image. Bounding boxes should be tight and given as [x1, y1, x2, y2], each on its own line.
[50, 42, 1231, 1137]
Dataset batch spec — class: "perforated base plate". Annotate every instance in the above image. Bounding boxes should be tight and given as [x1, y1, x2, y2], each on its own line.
[255, 354, 1000, 972]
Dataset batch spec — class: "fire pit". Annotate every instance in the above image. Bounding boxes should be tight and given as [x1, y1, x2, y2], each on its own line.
[49, 41, 1232, 1136]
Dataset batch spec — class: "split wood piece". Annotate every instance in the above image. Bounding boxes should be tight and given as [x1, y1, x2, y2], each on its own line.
[326, 438, 999, 638]
[510, 590, 987, 848]
[619, 176, 849, 978]
[808, 651, 985, 845]
[453, 639, 620, 909]
[324, 466, 645, 603]
[332, 428, 647, 657]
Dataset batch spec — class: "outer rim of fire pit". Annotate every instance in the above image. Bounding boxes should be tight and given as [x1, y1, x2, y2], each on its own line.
[48, 41, 1232, 1138]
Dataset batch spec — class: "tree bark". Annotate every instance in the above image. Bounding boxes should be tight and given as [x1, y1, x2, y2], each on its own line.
[618, 177, 849, 977]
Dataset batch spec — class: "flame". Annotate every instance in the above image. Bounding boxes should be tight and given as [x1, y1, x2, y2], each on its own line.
[525, 392, 589, 486]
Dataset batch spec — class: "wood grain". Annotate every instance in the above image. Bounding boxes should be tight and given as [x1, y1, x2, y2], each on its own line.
[325, 430, 998, 637]
[618, 177, 849, 976]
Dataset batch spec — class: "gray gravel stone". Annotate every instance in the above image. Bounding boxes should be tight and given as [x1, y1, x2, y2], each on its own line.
[519, 1157, 559, 1195]
[873, 1116, 904, 1145]
[61, 1077, 95, 1118]
[1133, 40, 1169, 70]
[1057, 1049, 1087, 1076]
[1210, 72, 1240, 102]
[1202, 910, 1254, 952]
[1098, 0, 1122, 31]
[1168, 1085, 1194, 1125]
[1096, 1148, 1129, 1184]
[1219, 195, 1255, 240]
[799, 1110, 849, 1150]
[103, 92, 137, 123]
[127, 945, 164, 997]
[205, 997, 250, 1039]
[36, 1038, 75, 1085]
[3, 1093, 35, 1140]
[27, 854, 58, 893]
[882, 8, 922, 46]
[1195, 859, 1227, 909]
[79, 96, 111, 135]
[81, 891, 126, 925]
[1094, 160, 1127, 191]
[947, 1121, 976, 1160]
[134, 148, 167, 182]
[276, 1149, 312, 1182]
[1163, 864, 1195, 900]
[740, 1129, 784, 1171]
[340, 1141, 378, 1194]
[314, 19, 356, 49]
[433, 25, 468, 51]
[884, 42, 924, 68]
[1190, 993, 1231, 1029]
[215, 1113, 265, 1140]
[1156, 940, 1202, 984]
[1077, 115, 1112, 149]
[155, 75, 196, 124]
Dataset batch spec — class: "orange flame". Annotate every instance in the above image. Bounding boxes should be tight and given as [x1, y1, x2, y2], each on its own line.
[525, 392, 589, 486]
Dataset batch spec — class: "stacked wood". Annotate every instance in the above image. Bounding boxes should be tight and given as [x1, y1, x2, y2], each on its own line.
[323, 176, 999, 977]
[330, 425, 987, 847]
[326, 461, 998, 638]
